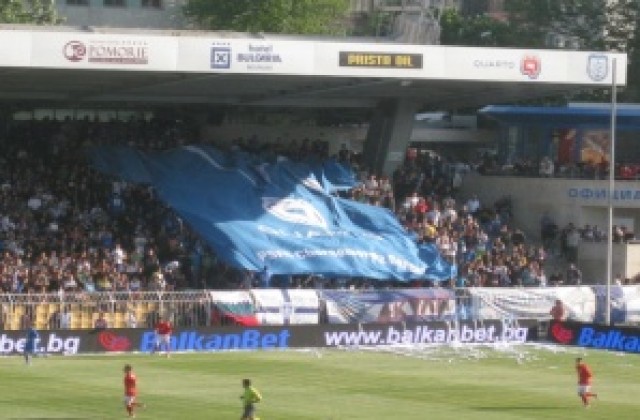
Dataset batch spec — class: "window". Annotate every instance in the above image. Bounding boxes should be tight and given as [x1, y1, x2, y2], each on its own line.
[66, 0, 89, 5]
[104, 0, 126, 7]
[141, 0, 162, 8]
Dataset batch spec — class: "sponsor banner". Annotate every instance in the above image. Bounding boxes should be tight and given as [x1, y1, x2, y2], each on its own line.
[209, 290, 260, 326]
[0, 330, 85, 355]
[1, 27, 626, 84]
[467, 287, 596, 322]
[177, 38, 314, 74]
[30, 32, 177, 70]
[444, 47, 625, 84]
[315, 42, 444, 77]
[250, 289, 319, 325]
[320, 288, 456, 324]
[130, 320, 535, 350]
[445, 47, 559, 82]
[338, 51, 423, 69]
[318, 42, 626, 83]
[548, 320, 640, 353]
[2, 319, 538, 355]
[0, 31, 31, 67]
[320, 319, 538, 347]
[137, 326, 292, 352]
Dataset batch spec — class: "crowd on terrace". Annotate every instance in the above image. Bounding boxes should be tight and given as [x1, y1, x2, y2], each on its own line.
[477, 152, 640, 181]
[0, 114, 598, 296]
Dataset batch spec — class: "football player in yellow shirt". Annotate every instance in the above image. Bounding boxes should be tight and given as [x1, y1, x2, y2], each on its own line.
[240, 378, 262, 420]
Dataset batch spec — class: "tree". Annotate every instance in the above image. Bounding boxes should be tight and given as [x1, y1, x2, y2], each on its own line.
[607, 0, 640, 101]
[503, 0, 640, 102]
[444, 1, 615, 51]
[504, 0, 608, 50]
[442, 1, 640, 103]
[183, 0, 350, 35]
[0, 0, 60, 24]
[440, 9, 521, 47]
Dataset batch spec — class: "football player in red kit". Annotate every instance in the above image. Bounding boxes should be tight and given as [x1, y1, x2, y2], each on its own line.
[576, 357, 598, 408]
[153, 316, 173, 358]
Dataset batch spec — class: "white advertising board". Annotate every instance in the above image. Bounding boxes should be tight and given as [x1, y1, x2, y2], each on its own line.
[443, 47, 626, 84]
[0, 27, 627, 85]
[30, 32, 177, 71]
[444, 46, 564, 82]
[314, 42, 445, 78]
[0, 31, 31, 67]
[177, 38, 315, 74]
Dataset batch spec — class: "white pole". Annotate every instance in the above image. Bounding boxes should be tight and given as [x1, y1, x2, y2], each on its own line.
[606, 58, 617, 326]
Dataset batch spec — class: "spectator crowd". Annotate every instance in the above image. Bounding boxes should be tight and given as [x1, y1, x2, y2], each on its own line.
[0, 114, 605, 296]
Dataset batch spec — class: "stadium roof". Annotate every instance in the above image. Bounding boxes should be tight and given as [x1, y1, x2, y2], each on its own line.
[480, 104, 640, 129]
[0, 25, 628, 110]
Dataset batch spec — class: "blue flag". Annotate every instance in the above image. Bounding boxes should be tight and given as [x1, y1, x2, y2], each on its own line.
[88, 145, 452, 281]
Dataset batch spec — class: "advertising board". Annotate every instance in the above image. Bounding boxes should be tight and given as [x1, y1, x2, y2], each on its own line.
[0, 320, 538, 355]
[0, 31, 31, 67]
[30, 32, 177, 71]
[178, 38, 314, 74]
[548, 320, 640, 353]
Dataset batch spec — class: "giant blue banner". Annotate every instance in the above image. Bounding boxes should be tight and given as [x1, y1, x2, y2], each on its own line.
[88, 145, 452, 281]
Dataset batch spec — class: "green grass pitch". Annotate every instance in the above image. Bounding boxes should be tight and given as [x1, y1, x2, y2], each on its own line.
[0, 344, 638, 419]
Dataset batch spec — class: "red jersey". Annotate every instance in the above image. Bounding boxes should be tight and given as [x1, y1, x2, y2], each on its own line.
[577, 363, 593, 385]
[124, 372, 137, 396]
[156, 320, 172, 335]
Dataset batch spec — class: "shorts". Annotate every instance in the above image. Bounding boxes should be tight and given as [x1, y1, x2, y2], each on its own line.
[242, 403, 255, 418]
[577, 385, 591, 395]
[123, 395, 136, 406]
[156, 334, 171, 345]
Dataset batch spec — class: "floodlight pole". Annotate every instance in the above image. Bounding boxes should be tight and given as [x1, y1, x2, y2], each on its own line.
[606, 58, 617, 326]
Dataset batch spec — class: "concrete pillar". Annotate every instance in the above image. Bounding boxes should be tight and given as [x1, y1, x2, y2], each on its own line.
[363, 98, 419, 176]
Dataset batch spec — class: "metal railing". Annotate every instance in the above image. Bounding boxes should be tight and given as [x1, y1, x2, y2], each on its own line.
[0, 287, 577, 331]
[0, 291, 212, 331]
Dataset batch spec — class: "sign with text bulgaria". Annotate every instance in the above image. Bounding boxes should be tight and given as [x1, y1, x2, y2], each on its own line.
[202, 39, 314, 74]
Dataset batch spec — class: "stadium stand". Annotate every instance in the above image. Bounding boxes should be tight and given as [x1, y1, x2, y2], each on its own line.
[0, 114, 564, 329]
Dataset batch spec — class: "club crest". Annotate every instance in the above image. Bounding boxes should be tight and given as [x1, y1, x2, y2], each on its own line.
[263, 197, 327, 229]
[587, 54, 609, 82]
[520, 55, 541, 79]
